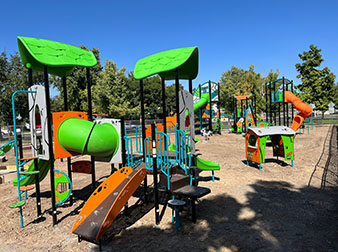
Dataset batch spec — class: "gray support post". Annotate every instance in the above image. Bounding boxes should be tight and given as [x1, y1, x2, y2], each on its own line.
[189, 79, 193, 93]
[282, 77, 285, 126]
[208, 80, 212, 131]
[199, 84, 202, 132]
[291, 80, 294, 122]
[286, 79, 289, 127]
[43, 65, 57, 226]
[139, 79, 147, 203]
[175, 69, 180, 129]
[161, 78, 167, 134]
[273, 81, 276, 126]
[269, 82, 272, 125]
[265, 82, 268, 122]
[62, 76, 73, 205]
[217, 82, 221, 134]
[151, 123, 160, 224]
[121, 117, 126, 166]
[86, 68, 96, 191]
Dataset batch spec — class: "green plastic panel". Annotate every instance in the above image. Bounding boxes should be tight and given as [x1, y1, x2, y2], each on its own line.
[133, 47, 198, 80]
[17, 36, 97, 77]
[281, 135, 294, 161]
[259, 136, 268, 163]
[54, 170, 71, 204]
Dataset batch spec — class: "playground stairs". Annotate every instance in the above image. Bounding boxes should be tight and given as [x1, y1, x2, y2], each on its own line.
[136, 162, 161, 175]
[159, 165, 190, 192]
[132, 154, 143, 161]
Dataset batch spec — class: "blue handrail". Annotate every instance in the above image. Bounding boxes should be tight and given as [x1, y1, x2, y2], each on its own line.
[12, 90, 37, 228]
[136, 126, 142, 154]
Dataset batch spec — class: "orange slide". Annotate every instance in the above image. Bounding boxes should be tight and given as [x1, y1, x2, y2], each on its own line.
[284, 91, 313, 132]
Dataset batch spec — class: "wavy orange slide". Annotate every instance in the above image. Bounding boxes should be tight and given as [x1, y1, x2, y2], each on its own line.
[284, 91, 313, 132]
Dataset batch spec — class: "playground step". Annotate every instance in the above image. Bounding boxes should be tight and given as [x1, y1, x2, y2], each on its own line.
[20, 185, 35, 192]
[133, 154, 143, 161]
[19, 156, 38, 162]
[168, 151, 177, 159]
[195, 176, 219, 182]
[20, 170, 40, 176]
[170, 165, 187, 176]
[159, 173, 189, 192]
[9, 200, 25, 208]
[170, 174, 190, 192]
[172, 185, 211, 223]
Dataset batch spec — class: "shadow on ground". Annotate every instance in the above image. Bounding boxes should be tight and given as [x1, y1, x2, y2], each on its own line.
[93, 180, 338, 252]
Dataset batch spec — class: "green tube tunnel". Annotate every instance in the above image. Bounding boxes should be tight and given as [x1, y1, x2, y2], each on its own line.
[57, 118, 119, 158]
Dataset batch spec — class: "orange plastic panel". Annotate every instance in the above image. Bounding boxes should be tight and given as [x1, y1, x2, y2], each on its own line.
[235, 95, 251, 100]
[166, 116, 177, 128]
[97, 168, 146, 240]
[245, 132, 260, 163]
[72, 167, 133, 233]
[53, 111, 88, 159]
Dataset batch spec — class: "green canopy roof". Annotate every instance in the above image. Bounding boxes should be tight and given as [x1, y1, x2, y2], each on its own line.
[17, 36, 97, 77]
[133, 47, 198, 80]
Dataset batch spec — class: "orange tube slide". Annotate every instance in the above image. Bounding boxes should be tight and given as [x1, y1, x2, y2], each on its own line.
[284, 91, 313, 132]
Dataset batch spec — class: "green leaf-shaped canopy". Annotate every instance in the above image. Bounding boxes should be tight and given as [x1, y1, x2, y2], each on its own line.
[17, 36, 97, 77]
[133, 47, 198, 80]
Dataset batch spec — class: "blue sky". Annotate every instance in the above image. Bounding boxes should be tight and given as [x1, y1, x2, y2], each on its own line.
[1, 0, 337, 96]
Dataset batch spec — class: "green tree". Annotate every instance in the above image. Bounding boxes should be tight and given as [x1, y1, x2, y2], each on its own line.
[295, 45, 336, 117]
[219, 65, 269, 113]
[332, 83, 338, 109]
[264, 69, 280, 83]
[0, 51, 43, 126]
[93, 60, 138, 118]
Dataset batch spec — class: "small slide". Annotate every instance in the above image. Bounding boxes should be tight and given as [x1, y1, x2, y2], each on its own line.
[191, 93, 209, 114]
[167, 93, 210, 127]
[0, 141, 14, 156]
[196, 156, 220, 171]
[13, 158, 50, 186]
[284, 91, 313, 132]
[72, 167, 146, 241]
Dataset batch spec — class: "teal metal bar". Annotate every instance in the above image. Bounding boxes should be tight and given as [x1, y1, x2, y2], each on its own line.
[12, 90, 37, 228]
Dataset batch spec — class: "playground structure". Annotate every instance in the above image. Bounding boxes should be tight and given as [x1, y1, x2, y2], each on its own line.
[245, 126, 295, 169]
[5, 38, 221, 245]
[246, 77, 313, 169]
[193, 81, 222, 134]
[265, 77, 295, 127]
[265, 77, 314, 134]
[72, 46, 222, 244]
[232, 94, 270, 134]
[9, 37, 126, 230]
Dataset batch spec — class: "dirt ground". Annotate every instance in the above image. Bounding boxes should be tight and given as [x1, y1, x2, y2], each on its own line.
[0, 125, 337, 252]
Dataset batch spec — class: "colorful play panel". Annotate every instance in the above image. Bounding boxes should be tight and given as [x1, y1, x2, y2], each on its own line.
[245, 126, 295, 169]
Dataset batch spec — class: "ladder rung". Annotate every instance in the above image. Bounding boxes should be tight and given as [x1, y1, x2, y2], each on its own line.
[9, 200, 25, 208]
[20, 170, 40, 176]
[20, 185, 35, 192]
[19, 156, 38, 162]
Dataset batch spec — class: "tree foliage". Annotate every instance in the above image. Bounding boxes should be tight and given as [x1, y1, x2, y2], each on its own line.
[0, 51, 43, 126]
[219, 65, 278, 113]
[295, 44, 336, 113]
[93, 60, 138, 118]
